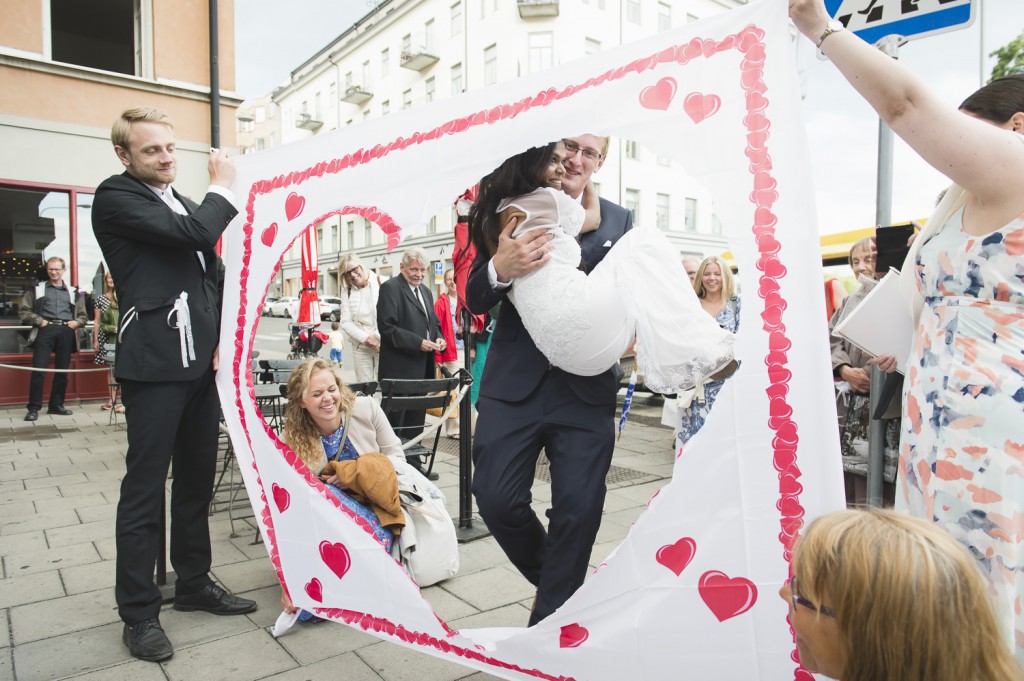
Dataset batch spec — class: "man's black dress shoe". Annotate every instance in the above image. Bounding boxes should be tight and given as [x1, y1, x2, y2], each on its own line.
[173, 583, 257, 615]
[24, 410, 38, 422]
[47, 405, 73, 416]
[123, 618, 173, 661]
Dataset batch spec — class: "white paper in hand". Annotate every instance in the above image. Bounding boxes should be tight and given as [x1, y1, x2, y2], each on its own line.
[833, 269, 913, 372]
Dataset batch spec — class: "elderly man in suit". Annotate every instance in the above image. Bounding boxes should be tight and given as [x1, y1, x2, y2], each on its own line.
[467, 134, 633, 626]
[92, 107, 255, 663]
[377, 247, 445, 479]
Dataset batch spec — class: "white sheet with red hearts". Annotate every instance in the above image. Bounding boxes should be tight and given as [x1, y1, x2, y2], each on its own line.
[218, 1, 845, 678]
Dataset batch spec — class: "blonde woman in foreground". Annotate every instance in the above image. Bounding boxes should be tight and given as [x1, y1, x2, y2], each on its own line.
[783, 509, 1023, 681]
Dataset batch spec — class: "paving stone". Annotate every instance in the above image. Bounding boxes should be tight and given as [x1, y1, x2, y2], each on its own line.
[448, 602, 531, 632]
[274, 616, 378, 665]
[439, 567, 534, 613]
[356, 639, 469, 681]
[259, 652, 384, 681]
[0, 608, 9, 648]
[60, 559, 116, 595]
[11, 587, 119, 644]
[211, 557, 281, 593]
[0, 570, 65, 609]
[420, 585, 478, 623]
[5, 542, 100, 576]
[0, 530, 48, 558]
[0, 647, 11, 681]
[84, 469, 127, 484]
[160, 605, 260, 649]
[12, 621, 133, 681]
[46, 519, 113, 548]
[93, 537, 117, 561]
[0, 508, 80, 536]
[239, 585, 287, 629]
[32, 492, 108, 513]
[62, 658, 170, 680]
[77, 503, 117, 524]
[453, 672, 503, 681]
[23, 472, 89, 490]
[447, 540, 507, 578]
[0, 467, 49, 483]
[162, 628, 294, 681]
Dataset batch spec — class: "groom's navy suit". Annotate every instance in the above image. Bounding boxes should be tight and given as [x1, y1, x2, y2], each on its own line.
[467, 197, 632, 625]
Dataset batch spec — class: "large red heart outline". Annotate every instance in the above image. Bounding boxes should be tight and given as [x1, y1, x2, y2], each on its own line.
[698, 570, 758, 622]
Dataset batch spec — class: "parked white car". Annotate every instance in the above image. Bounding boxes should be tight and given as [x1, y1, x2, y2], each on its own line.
[268, 296, 299, 318]
[320, 296, 341, 321]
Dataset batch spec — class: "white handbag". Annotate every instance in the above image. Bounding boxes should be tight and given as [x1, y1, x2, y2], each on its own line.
[391, 459, 459, 587]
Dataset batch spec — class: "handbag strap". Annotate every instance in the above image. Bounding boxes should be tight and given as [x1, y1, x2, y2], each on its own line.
[328, 411, 351, 463]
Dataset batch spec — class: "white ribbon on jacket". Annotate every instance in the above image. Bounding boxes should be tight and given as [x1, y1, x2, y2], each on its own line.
[167, 291, 196, 368]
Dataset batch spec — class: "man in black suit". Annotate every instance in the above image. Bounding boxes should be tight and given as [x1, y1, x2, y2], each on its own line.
[92, 107, 255, 662]
[377, 247, 445, 478]
[467, 134, 633, 626]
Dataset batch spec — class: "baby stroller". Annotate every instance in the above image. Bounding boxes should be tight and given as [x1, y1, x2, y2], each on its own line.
[287, 325, 329, 360]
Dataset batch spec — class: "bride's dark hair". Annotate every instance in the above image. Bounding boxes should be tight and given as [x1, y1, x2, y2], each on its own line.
[468, 142, 556, 257]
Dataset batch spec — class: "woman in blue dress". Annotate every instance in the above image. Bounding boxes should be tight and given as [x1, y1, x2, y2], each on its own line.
[278, 358, 405, 620]
[674, 256, 740, 449]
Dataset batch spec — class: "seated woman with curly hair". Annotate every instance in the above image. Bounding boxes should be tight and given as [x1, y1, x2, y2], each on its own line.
[782, 509, 1023, 681]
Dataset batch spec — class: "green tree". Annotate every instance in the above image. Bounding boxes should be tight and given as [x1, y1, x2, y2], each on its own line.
[989, 31, 1024, 82]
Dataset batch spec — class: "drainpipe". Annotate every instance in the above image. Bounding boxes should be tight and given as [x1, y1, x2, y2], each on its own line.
[209, 0, 220, 148]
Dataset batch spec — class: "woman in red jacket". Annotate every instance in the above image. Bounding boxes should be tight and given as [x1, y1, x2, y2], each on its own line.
[433, 269, 462, 439]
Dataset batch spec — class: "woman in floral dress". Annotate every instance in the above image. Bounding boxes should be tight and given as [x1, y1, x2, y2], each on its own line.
[790, 0, 1024, 659]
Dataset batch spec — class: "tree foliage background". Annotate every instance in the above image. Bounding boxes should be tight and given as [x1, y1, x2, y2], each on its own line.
[989, 30, 1024, 81]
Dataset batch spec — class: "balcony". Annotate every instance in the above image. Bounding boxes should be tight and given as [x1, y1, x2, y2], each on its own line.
[295, 112, 323, 131]
[400, 48, 439, 72]
[341, 85, 373, 105]
[517, 0, 559, 18]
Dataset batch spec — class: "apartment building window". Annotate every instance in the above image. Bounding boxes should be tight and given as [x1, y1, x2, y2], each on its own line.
[451, 2, 463, 36]
[51, 0, 138, 75]
[624, 140, 639, 160]
[685, 198, 698, 231]
[346, 222, 355, 249]
[624, 189, 640, 224]
[711, 214, 724, 235]
[317, 226, 324, 253]
[528, 33, 553, 73]
[402, 89, 412, 109]
[451, 63, 463, 95]
[381, 48, 390, 78]
[381, 100, 390, 116]
[686, 12, 699, 23]
[328, 83, 336, 106]
[656, 193, 670, 231]
[315, 92, 321, 120]
[592, 180, 601, 196]
[481, 0, 498, 15]
[425, 77, 436, 102]
[269, 132, 276, 147]
[425, 19, 436, 52]
[364, 221, 373, 245]
[483, 45, 497, 86]
[626, 0, 641, 24]
[427, 215, 438, 235]
[658, 2, 672, 31]
[254, 106, 266, 123]
[584, 38, 601, 55]
[330, 225, 338, 252]
[401, 34, 411, 54]
[345, 71, 353, 88]
[362, 60, 372, 88]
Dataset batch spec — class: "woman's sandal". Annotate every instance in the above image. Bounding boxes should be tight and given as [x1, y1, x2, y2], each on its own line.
[114, 405, 126, 414]
[101, 401, 113, 410]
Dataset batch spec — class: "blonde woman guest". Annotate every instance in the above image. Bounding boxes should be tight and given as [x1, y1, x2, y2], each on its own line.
[674, 256, 740, 448]
[337, 253, 380, 382]
[790, 0, 1024, 657]
[434, 269, 462, 438]
[782, 509, 1023, 681]
[93, 270, 124, 412]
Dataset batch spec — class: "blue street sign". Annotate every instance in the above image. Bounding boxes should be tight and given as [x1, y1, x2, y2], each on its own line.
[434, 261, 444, 276]
[824, 0, 975, 46]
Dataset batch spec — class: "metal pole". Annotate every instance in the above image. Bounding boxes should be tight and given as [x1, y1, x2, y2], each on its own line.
[866, 35, 900, 507]
[209, 0, 220, 148]
[456, 307, 488, 542]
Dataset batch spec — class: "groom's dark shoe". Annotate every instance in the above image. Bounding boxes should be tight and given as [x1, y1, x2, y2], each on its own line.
[173, 584, 257, 616]
[123, 618, 173, 661]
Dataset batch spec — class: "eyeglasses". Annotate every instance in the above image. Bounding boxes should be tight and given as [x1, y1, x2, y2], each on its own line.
[789, 576, 837, 618]
[562, 140, 603, 162]
[343, 266, 361, 278]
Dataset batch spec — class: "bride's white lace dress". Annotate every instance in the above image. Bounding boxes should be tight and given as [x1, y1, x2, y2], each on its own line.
[502, 187, 735, 393]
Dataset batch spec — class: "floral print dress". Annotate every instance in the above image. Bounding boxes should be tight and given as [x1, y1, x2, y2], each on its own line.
[898, 206, 1024, 657]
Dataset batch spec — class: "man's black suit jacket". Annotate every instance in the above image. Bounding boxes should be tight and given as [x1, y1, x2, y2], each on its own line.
[377, 275, 443, 380]
[467, 196, 633, 406]
[91, 172, 237, 383]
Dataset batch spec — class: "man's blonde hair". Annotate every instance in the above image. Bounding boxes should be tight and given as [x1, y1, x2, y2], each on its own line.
[111, 107, 174, 149]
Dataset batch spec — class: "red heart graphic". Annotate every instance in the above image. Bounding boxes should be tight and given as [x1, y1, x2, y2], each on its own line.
[285, 192, 306, 221]
[260, 222, 278, 248]
[656, 537, 697, 576]
[698, 570, 758, 622]
[272, 483, 290, 513]
[559, 623, 589, 649]
[684, 92, 721, 124]
[638, 77, 677, 111]
[305, 577, 323, 602]
[319, 541, 351, 580]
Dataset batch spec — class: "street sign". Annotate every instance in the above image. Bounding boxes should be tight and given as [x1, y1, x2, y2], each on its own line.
[825, 0, 975, 46]
[434, 261, 444, 276]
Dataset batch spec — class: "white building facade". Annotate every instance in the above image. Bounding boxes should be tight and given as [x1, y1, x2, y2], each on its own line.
[268, 0, 746, 296]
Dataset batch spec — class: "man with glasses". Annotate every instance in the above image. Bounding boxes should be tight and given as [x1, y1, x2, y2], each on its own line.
[19, 256, 88, 421]
[377, 247, 445, 479]
[467, 134, 633, 626]
[337, 253, 381, 382]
